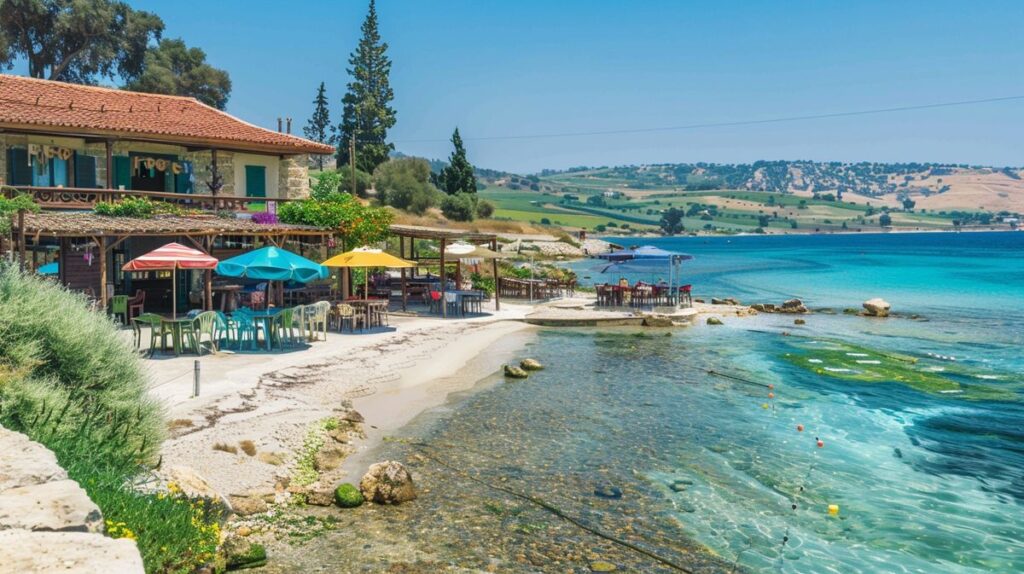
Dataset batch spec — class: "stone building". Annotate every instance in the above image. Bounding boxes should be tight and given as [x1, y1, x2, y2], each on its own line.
[0, 74, 332, 201]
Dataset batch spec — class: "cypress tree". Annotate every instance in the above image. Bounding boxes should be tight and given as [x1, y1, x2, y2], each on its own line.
[436, 128, 477, 195]
[337, 0, 396, 174]
[303, 82, 336, 170]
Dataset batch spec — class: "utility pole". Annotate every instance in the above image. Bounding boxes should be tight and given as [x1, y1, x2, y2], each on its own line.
[349, 134, 357, 196]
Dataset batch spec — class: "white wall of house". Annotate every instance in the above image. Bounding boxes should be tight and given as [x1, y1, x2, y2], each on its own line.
[233, 153, 280, 198]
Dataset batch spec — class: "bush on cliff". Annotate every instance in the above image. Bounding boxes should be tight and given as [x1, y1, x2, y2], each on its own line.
[0, 264, 217, 573]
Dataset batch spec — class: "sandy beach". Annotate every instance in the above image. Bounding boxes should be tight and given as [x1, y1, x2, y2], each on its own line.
[148, 302, 536, 498]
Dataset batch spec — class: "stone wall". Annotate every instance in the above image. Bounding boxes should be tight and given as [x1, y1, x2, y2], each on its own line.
[279, 154, 311, 199]
[0, 426, 144, 573]
[186, 150, 236, 196]
[0, 134, 7, 186]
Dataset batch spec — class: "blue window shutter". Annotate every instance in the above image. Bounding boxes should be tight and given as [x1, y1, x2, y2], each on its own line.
[74, 153, 97, 188]
[6, 148, 32, 185]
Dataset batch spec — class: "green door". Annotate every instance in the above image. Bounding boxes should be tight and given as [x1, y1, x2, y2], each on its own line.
[113, 156, 131, 189]
[245, 165, 266, 198]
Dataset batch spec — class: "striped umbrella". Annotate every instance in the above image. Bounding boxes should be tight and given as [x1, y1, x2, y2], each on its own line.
[122, 242, 218, 318]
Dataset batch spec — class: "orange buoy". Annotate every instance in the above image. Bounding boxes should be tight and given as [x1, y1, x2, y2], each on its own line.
[796, 424, 804, 432]
[768, 392, 775, 399]
[768, 384, 775, 390]
[817, 439, 825, 448]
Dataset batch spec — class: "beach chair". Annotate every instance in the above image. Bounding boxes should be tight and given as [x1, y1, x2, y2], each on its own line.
[110, 295, 130, 325]
[231, 307, 262, 350]
[334, 303, 360, 332]
[184, 311, 220, 355]
[276, 307, 300, 348]
[131, 313, 167, 356]
[215, 311, 236, 348]
[305, 301, 330, 341]
[127, 290, 145, 320]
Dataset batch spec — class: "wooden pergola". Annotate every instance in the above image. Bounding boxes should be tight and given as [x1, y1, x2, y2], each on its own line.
[388, 224, 501, 316]
[13, 212, 334, 309]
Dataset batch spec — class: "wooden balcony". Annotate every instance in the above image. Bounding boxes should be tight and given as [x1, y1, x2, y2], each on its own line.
[2, 186, 292, 212]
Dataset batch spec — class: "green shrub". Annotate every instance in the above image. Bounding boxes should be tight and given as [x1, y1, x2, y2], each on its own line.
[0, 264, 221, 573]
[441, 193, 476, 222]
[334, 483, 364, 508]
[94, 197, 185, 219]
[476, 199, 495, 218]
[373, 158, 440, 215]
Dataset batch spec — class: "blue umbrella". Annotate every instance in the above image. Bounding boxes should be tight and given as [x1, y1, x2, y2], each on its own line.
[37, 262, 58, 275]
[216, 246, 328, 283]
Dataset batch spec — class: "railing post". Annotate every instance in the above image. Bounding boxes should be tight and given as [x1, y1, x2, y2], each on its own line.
[192, 360, 200, 397]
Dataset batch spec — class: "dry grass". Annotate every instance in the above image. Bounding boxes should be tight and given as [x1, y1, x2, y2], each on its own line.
[238, 440, 257, 457]
[212, 442, 238, 455]
[389, 207, 550, 236]
[168, 419, 193, 431]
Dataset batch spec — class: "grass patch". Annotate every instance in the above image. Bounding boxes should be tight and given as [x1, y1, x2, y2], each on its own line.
[239, 439, 257, 456]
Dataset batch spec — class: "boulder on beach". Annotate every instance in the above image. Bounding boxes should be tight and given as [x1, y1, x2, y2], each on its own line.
[227, 495, 267, 516]
[520, 358, 544, 371]
[359, 461, 417, 505]
[706, 317, 723, 326]
[862, 298, 891, 317]
[504, 364, 529, 379]
[711, 297, 740, 306]
[333, 483, 364, 508]
[166, 466, 230, 515]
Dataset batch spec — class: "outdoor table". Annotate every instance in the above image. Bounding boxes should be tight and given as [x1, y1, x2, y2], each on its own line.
[348, 299, 388, 329]
[249, 309, 282, 350]
[213, 285, 242, 312]
[448, 290, 484, 316]
[161, 317, 196, 356]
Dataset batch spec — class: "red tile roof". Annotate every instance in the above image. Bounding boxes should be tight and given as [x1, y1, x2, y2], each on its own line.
[0, 74, 334, 155]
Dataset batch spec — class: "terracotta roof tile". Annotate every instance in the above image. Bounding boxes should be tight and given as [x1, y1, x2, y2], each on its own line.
[0, 74, 334, 155]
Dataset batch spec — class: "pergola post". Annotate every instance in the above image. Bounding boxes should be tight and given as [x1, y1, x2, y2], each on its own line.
[399, 236, 408, 311]
[17, 210, 26, 271]
[491, 238, 501, 311]
[439, 238, 447, 318]
[96, 236, 107, 308]
[105, 140, 114, 189]
[204, 236, 214, 311]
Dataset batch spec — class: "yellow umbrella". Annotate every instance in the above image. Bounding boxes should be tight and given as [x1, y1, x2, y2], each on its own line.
[321, 247, 415, 298]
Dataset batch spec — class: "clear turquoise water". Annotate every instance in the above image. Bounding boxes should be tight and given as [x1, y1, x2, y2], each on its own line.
[339, 232, 1024, 573]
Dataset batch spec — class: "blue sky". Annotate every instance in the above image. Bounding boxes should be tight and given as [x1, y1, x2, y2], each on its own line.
[19, 1, 1024, 172]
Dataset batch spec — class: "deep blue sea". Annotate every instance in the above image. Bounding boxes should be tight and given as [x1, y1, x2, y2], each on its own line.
[340, 231, 1024, 573]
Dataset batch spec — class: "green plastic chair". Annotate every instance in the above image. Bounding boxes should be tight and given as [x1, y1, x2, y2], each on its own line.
[277, 307, 298, 348]
[185, 311, 220, 355]
[111, 295, 130, 325]
[131, 313, 167, 356]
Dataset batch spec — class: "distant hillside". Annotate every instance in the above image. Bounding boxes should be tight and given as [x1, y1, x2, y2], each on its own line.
[532, 161, 1024, 213]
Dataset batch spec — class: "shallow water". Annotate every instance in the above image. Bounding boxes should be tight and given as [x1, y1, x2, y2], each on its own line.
[296, 232, 1024, 573]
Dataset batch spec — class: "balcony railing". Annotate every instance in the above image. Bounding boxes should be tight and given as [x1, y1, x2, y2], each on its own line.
[2, 186, 292, 212]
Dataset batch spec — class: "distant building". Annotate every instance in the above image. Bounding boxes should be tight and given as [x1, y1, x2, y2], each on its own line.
[602, 191, 622, 199]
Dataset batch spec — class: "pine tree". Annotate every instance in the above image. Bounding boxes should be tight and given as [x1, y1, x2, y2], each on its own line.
[303, 82, 336, 170]
[435, 128, 477, 195]
[337, 0, 396, 174]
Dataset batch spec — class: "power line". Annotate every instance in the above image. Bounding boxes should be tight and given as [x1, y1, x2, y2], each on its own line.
[391, 94, 1024, 144]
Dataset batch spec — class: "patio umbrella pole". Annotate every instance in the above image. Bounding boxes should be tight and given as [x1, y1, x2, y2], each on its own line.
[172, 267, 177, 319]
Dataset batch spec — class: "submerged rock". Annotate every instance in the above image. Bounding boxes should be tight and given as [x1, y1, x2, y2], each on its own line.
[862, 298, 891, 317]
[314, 444, 350, 472]
[520, 358, 544, 371]
[305, 488, 335, 506]
[504, 365, 529, 379]
[794, 318, 806, 325]
[593, 485, 623, 499]
[706, 317, 723, 326]
[642, 315, 674, 327]
[590, 560, 618, 572]
[359, 461, 417, 505]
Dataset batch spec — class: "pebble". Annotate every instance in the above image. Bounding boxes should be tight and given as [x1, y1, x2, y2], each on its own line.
[236, 526, 252, 537]
[593, 485, 623, 500]
[590, 560, 618, 572]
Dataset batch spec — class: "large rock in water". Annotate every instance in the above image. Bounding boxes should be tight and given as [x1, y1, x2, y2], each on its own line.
[359, 461, 417, 505]
[779, 299, 809, 313]
[642, 315, 674, 328]
[520, 358, 544, 371]
[862, 298, 891, 317]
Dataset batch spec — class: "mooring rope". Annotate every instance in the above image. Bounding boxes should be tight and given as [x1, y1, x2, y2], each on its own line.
[409, 441, 696, 574]
[706, 369, 775, 389]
